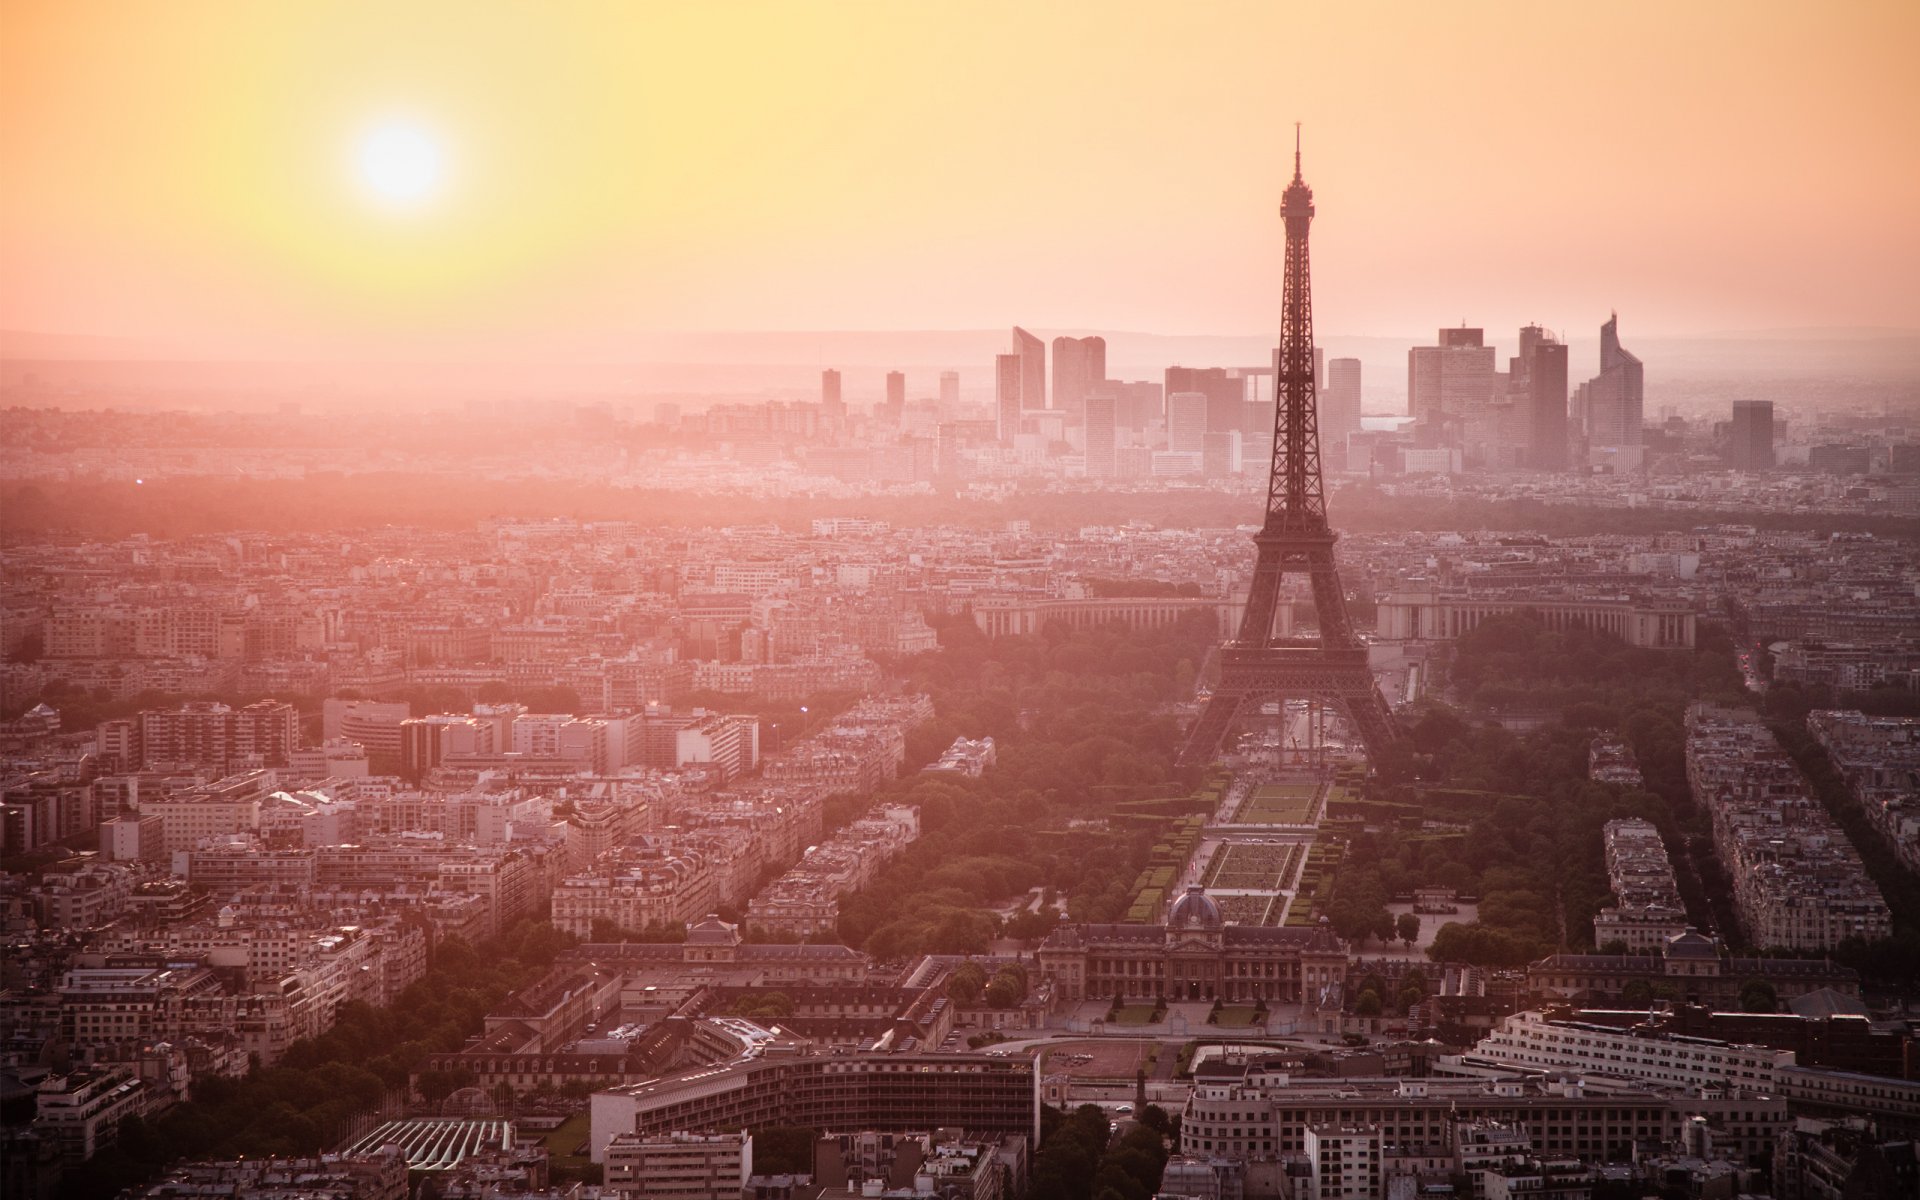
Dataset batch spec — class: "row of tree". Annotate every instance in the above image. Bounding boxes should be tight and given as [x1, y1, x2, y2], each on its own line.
[946, 960, 1031, 1008]
[1031, 1104, 1171, 1200]
[13, 473, 1916, 544]
[829, 611, 1221, 960]
[1327, 613, 1754, 969]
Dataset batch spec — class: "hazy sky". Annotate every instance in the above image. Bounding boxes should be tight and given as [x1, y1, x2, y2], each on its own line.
[3, 1, 1917, 361]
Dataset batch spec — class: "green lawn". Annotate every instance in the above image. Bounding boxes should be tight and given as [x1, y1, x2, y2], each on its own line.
[1238, 783, 1320, 824]
[1213, 1006, 1264, 1027]
[546, 1111, 593, 1169]
[1111, 1005, 1161, 1026]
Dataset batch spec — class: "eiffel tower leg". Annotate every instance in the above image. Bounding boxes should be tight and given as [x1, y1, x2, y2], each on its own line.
[1306, 546, 1358, 647]
[1333, 688, 1400, 758]
[1179, 690, 1249, 767]
[1236, 540, 1288, 644]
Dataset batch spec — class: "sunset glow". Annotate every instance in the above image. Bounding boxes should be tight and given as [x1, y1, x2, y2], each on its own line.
[354, 120, 446, 212]
[1, 0, 1916, 359]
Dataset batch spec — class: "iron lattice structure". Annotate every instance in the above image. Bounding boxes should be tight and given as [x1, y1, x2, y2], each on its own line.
[1179, 137, 1405, 766]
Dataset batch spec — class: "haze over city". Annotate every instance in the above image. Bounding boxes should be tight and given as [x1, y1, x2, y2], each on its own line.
[4, 5, 1920, 1200]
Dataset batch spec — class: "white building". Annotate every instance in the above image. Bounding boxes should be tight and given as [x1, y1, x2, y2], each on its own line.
[1454, 1010, 1790, 1092]
[1305, 1125, 1381, 1200]
[604, 1129, 751, 1200]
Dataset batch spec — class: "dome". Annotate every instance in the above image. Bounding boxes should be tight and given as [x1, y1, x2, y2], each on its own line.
[1166, 885, 1223, 932]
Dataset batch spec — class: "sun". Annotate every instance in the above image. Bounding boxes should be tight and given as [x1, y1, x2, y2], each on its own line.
[354, 119, 445, 211]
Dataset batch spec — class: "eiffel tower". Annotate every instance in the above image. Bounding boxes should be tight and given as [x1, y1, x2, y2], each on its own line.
[1179, 131, 1404, 766]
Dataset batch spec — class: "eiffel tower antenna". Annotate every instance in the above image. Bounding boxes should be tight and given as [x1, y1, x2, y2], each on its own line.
[1178, 133, 1404, 767]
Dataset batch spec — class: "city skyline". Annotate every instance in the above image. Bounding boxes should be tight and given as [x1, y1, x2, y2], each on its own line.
[3, 1, 1918, 368]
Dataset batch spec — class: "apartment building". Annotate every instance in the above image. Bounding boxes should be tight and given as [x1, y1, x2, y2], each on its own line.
[604, 1130, 751, 1200]
[1686, 705, 1891, 951]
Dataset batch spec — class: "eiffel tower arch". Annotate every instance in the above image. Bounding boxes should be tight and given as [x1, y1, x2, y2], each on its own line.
[1179, 131, 1404, 767]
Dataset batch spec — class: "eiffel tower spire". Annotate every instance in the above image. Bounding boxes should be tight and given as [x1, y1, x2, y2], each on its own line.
[1179, 135, 1404, 767]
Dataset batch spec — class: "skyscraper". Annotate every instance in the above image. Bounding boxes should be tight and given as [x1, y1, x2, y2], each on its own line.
[1407, 327, 1497, 433]
[821, 369, 844, 419]
[1583, 312, 1645, 459]
[1011, 326, 1045, 411]
[1051, 335, 1106, 421]
[1321, 357, 1363, 457]
[1165, 366, 1246, 433]
[1202, 430, 1242, 478]
[880, 370, 906, 425]
[1167, 391, 1209, 454]
[1729, 400, 1774, 471]
[995, 354, 1023, 443]
[1100, 380, 1161, 431]
[1517, 326, 1568, 471]
[1083, 395, 1116, 478]
[938, 370, 960, 411]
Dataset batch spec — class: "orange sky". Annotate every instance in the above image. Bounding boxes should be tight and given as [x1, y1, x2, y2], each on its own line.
[2, 0, 1917, 360]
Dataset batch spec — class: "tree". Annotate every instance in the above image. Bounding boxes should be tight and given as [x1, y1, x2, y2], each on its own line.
[1426, 922, 1541, 969]
[415, 1067, 473, 1106]
[1396, 912, 1421, 946]
[1739, 978, 1778, 1014]
[729, 990, 795, 1021]
[6, 630, 43, 663]
[1354, 989, 1383, 1017]
[947, 961, 987, 1004]
[1599, 939, 1630, 956]
[1619, 978, 1654, 1008]
[751, 1126, 818, 1175]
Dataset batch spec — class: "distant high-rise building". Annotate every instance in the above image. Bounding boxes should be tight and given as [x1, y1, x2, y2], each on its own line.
[1808, 443, 1870, 474]
[1051, 335, 1106, 421]
[1011, 326, 1045, 411]
[1518, 327, 1569, 471]
[1583, 312, 1644, 451]
[938, 370, 961, 411]
[1100, 379, 1162, 431]
[1729, 400, 1774, 471]
[1407, 327, 1497, 431]
[880, 370, 906, 424]
[821, 368, 843, 418]
[1083, 395, 1117, 478]
[995, 354, 1023, 443]
[1167, 391, 1208, 454]
[653, 401, 681, 429]
[1202, 430, 1241, 478]
[1322, 357, 1363, 456]
[1165, 366, 1245, 432]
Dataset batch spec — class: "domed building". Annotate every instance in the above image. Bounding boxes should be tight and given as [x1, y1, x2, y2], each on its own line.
[1165, 884, 1225, 933]
[1038, 884, 1348, 1006]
